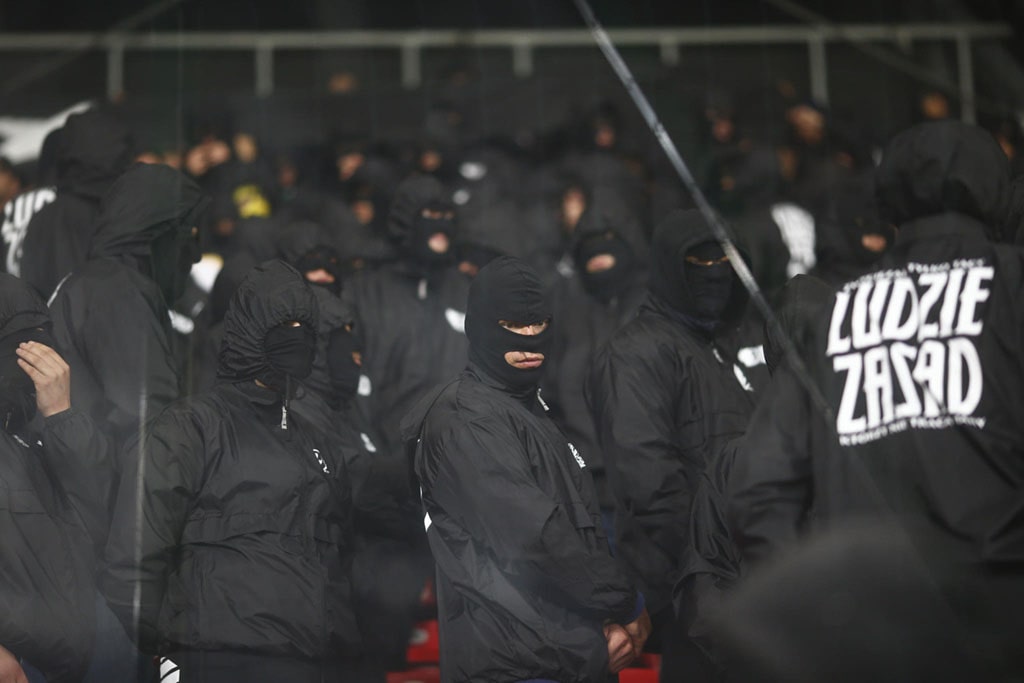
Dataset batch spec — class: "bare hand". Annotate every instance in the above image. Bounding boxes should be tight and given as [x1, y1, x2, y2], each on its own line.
[624, 607, 652, 655]
[604, 623, 636, 673]
[0, 644, 29, 683]
[16, 341, 71, 417]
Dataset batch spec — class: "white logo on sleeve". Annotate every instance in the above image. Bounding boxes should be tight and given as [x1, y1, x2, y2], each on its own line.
[827, 260, 990, 445]
[311, 448, 330, 474]
[360, 432, 378, 453]
[568, 442, 586, 469]
[445, 308, 466, 333]
[358, 374, 372, 397]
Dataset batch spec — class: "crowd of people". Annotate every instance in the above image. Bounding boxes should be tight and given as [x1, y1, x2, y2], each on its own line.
[1, 71, 1023, 683]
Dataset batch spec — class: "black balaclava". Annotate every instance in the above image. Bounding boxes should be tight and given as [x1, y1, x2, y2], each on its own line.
[263, 322, 316, 388]
[0, 325, 56, 432]
[326, 325, 362, 401]
[649, 210, 747, 337]
[466, 256, 553, 393]
[407, 201, 455, 268]
[684, 240, 734, 321]
[295, 244, 344, 295]
[574, 230, 636, 303]
[150, 221, 201, 306]
[0, 274, 58, 432]
[388, 175, 456, 271]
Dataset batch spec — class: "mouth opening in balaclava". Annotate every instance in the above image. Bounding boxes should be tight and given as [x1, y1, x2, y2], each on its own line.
[0, 325, 57, 432]
[575, 230, 636, 303]
[466, 257, 553, 392]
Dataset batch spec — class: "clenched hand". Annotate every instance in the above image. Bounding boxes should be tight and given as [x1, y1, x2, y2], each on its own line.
[0, 644, 28, 683]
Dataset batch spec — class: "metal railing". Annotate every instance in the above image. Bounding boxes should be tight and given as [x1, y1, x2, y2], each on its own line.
[0, 23, 1012, 122]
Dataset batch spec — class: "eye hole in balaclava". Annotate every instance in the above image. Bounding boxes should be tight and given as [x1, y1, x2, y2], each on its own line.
[296, 244, 344, 295]
[465, 257, 553, 392]
[262, 321, 317, 390]
[0, 324, 57, 432]
[574, 230, 636, 303]
[326, 323, 363, 401]
[683, 240, 735, 322]
[151, 224, 201, 306]
[408, 202, 456, 268]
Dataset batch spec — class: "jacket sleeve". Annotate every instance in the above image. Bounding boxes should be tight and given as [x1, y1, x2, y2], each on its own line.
[585, 342, 695, 612]
[80, 282, 180, 440]
[100, 409, 203, 653]
[425, 417, 639, 623]
[39, 408, 116, 550]
[726, 364, 813, 566]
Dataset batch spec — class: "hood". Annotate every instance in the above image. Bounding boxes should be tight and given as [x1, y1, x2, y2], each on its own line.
[209, 253, 259, 324]
[875, 120, 1008, 231]
[0, 272, 50, 338]
[764, 274, 835, 375]
[276, 220, 339, 266]
[387, 174, 449, 245]
[217, 260, 319, 382]
[89, 163, 209, 259]
[649, 209, 749, 326]
[55, 109, 135, 200]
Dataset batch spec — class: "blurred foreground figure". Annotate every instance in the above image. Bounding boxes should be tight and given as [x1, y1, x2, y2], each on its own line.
[0, 274, 113, 683]
[102, 261, 365, 681]
[50, 163, 207, 447]
[19, 110, 135, 299]
[407, 257, 650, 682]
[713, 523, 1014, 682]
[729, 121, 1024, 673]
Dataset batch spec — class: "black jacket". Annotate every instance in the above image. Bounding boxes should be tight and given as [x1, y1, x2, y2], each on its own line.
[49, 164, 205, 444]
[586, 216, 756, 614]
[729, 121, 1024, 570]
[407, 366, 639, 683]
[19, 109, 134, 298]
[0, 276, 114, 683]
[101, 260, 362, 661]
[1, 187, 56, 278]
[343, 263, 470, 459]
[543, 260, 645, 510]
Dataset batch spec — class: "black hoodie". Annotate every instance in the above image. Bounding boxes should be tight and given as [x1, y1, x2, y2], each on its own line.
[728, 121, 1024, 579]
[103, 261, 363, 668]
[586, 209, 756, 615]
[342, 175, 470, 461]
[19, 109, 135, 298]
[0, 274, 114, 683]
[49, 163, 207, 445]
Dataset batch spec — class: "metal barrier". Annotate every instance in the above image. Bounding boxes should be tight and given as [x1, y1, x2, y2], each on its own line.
[0, 23, 1012, 121]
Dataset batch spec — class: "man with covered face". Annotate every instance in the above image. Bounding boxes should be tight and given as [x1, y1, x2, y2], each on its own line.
[405, 256, 650, 682]
[586, 209, 756, 682]
[102, 260, 364, 681]
[0, 274, 113, 683]
[343, 173, 469, 459]
[49, 162, 208, 446]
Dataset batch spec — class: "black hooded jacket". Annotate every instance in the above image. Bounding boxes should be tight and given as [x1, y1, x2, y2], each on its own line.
[406, 257, 640, 682]
[543, 219, 647, 509]
[49, 163, 206, 445]
[342, 175, 470, 459]
[0, 274, 114, 683]
[728, 120, 1024, 573]
[586, 210, 756, 614]
[102, 260, 363, 663]
[19, 109, 135, 298]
